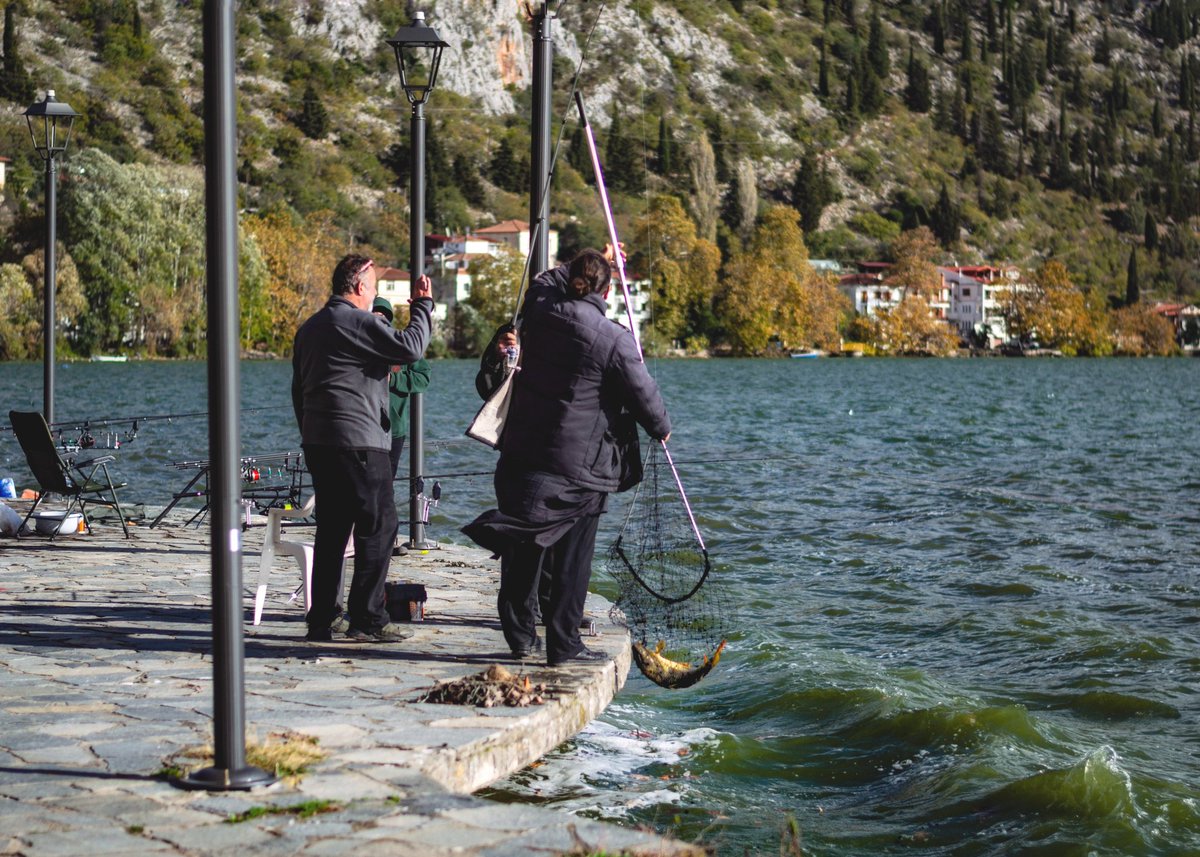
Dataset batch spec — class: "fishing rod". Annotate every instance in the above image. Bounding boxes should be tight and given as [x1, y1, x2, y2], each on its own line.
[0, 406, 291, 450]
[574, 90, 706, 552]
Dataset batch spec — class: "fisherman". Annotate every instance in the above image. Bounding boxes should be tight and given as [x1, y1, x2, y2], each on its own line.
[372, 295, 432, 557]
[464, 249, 671, 666]
[292, 255, 433, 643]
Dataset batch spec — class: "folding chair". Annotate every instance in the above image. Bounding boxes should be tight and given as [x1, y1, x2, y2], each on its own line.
[8, 410, 130, 539]
[251, 494, 352, 625]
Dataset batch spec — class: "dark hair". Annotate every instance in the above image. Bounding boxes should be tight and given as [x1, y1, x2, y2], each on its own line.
[332, 254, 373, 296]
[566, 249, 610, 298]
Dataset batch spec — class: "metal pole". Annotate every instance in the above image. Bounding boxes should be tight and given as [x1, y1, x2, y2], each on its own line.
[43, 156, 56, 428]
[408, 100, 430, 550]
[181, 0, 273, 792]
[528, 2, 552, 276]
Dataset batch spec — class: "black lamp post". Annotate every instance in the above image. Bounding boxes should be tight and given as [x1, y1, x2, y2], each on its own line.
[387, 11, 447, 551]
[24, 90, 78, 429]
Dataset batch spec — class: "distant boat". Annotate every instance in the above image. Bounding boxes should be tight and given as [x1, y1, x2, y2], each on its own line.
[790, 350, 824, 359]
[90, 355, 129, 363]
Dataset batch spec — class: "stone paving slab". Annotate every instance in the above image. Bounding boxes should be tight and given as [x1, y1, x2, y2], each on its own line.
[0, 512, 704, 856]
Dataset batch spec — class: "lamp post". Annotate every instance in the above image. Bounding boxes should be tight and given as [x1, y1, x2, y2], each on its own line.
[387, 11, 447, 551]
[24, 90, 78, 429]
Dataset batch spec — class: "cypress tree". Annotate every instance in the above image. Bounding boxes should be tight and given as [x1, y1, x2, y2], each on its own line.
[792, 150, 838, 234]
[656, 113, 673, 175]
[818, 36, 831, 98]
[868, 4, 890, 78]
[1144, 210, 1158, 251]
[1125, 247, 1139, 306]
[0, 3, 34, 104]
[1152, 99, 1163, 138]
[931, 182, 960, 245]
[567, 125, 589, 177]
[297, 82, 329, 139]
[932, 1, 946, 55]
[961, 19, 974, 63]
[489, 137, 520, 192]
[905, 42, 932, 112]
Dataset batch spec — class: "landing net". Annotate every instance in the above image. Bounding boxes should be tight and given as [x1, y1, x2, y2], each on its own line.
[605, 442, 730, 689]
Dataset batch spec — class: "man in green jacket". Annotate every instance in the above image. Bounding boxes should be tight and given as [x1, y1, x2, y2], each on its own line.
[373, 296, 432, 556]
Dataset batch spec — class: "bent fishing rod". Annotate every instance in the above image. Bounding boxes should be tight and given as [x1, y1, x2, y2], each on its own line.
[573, 90, 706, 553]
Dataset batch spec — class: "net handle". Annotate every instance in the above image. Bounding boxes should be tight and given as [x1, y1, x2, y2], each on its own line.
[574, 91, 706, 553]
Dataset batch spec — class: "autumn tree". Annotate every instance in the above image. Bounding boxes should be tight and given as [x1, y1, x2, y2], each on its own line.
[868, 226, 957, 354]
[1111, 304, 1178, 356]
[1001, 260, 1112, 355]
[462, 246, 525, 354]
[631, 195, 720, 353]
[721, 206, 848, 355]
[242, 208, 345, 354]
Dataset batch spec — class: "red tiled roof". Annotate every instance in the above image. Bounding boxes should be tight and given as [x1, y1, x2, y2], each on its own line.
[377, 267, 409, 281]
[476, 219, 529, 235]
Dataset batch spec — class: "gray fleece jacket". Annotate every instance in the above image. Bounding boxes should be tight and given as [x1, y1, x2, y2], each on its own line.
[292, 294, 434, 452]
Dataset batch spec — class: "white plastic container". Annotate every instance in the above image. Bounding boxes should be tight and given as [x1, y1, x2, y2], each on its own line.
[31, 510, 84, 535]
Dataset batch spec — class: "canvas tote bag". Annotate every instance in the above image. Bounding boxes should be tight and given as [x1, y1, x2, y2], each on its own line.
[466, 352, 519, 449]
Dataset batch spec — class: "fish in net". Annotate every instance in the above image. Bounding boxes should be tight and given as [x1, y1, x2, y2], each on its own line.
[605, 442, 730, 689]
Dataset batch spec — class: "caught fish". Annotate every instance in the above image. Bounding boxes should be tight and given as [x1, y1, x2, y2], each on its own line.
[632, 639, 726, 689]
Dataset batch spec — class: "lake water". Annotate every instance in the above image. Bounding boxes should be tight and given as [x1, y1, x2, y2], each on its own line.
[3, 357, 1199, 856]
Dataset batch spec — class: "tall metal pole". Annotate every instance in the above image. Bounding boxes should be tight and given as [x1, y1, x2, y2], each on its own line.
[528, 1, 553, 276]
[181, 0, 273, 792]
[408, 100, 430, 550]
[42, 156, 56, 428]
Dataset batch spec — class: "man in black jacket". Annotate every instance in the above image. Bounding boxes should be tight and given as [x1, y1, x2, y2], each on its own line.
[292, 254, 434, 642]
[464, 249, 671, 665]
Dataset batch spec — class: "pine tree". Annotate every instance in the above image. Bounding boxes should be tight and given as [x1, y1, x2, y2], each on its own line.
[1125, 247, 1139, 306]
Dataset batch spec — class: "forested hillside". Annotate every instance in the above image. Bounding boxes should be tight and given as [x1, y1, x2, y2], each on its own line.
[0, 0, 1196, 358]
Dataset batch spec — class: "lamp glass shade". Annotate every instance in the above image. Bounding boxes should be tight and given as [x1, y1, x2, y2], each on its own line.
[386, 12, 448, 105]
[23, 91, 79, 160]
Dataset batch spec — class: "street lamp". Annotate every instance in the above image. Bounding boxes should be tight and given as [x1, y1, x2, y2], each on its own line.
[387, 12, 447, 551]
[24, 89, 79, 428]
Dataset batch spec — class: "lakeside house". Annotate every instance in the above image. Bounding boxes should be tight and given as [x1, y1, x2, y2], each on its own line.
[830, 260, 1030, 348]
[370, 220, 653, 340]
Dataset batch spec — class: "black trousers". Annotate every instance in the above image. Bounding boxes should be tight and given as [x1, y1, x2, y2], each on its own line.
[498, 511, 601, 662]
[303, 445, 395, 633]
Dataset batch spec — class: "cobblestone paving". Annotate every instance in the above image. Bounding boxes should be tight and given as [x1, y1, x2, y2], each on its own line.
[0, 512, 702, 856]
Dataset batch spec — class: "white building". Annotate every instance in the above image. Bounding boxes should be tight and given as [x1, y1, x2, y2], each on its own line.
[943, 265, 1026, 347]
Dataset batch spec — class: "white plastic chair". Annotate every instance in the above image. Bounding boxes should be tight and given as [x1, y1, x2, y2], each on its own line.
[252, 495, 352, 625]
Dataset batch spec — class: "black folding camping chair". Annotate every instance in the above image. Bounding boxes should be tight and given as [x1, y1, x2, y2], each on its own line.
[8, 410, 131, 539]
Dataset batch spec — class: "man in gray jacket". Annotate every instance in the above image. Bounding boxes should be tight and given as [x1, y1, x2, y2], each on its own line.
[292, 254, 434, 642]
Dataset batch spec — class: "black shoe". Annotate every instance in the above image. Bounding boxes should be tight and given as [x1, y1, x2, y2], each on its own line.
[392, 543, 409, 557]
[512, 636, 543, 660]
[346, 622, 414, 643]
[547, 645, 609, 667]
[305, 627, 332, 642]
